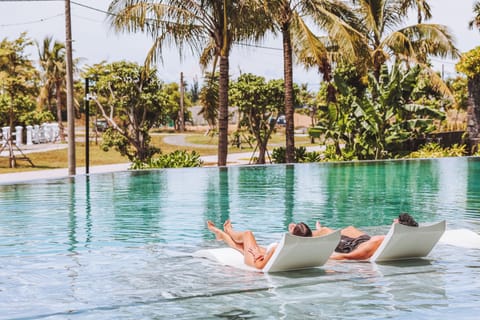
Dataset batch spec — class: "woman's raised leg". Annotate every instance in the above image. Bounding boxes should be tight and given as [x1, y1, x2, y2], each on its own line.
[223, 219, 250, 244]
[207, 221, 243, 252]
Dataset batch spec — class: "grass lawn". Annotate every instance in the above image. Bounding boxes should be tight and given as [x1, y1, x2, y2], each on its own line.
[0, 131, 314, 174]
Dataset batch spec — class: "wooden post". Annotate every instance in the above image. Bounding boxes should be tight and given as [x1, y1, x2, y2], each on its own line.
[179, 72, 185, 132]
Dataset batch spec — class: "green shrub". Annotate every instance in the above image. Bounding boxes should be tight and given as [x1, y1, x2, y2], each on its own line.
[303, 151, 322, 162]
[445, 144, 466, 157]
[321, 144, 356, 162]
[408, 142, 467, 158]
[130, 150, 204, 169]
[272, 146, 311, 163]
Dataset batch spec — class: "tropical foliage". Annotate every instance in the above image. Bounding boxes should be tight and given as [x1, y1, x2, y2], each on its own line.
[198, 73, 219, 130]
[108, 0, 270, 166]
[259, 0, 364, 163]
[315, 63, 445, 160]
[469, 1, 480, 31]
[345, 0, 459, 91]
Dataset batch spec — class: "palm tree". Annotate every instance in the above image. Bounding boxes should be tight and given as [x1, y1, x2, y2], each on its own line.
[399, 0, 432, 23]
[259, 0, 364, 163]
[37, 36, 66, 142]
[348, 0, 459, 84]
[469, 1, 480, 31]
[108, 0, 269, 166]
[198, 72, 219, 132]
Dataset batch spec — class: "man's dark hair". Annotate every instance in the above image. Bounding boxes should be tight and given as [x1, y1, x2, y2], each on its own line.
[398, 213, 418, 227]
[292, 222, 313, 237]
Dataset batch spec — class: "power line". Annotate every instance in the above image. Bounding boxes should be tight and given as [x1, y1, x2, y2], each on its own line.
[0, 13, 63, 27]
[71, 0, 113, 16]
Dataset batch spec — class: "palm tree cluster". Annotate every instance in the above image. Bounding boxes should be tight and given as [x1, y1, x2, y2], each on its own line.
[37, 37, 67, 142]
[106, 0, 459, 164]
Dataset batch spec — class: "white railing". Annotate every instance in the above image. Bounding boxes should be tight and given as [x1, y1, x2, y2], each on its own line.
[0, 123, 60, 146]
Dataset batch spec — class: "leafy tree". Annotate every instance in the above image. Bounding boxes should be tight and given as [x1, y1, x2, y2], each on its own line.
[448, 77, 469, 111]
[456, 46, 480, 141]
[0, 33, 39, 167]
[229, 73, 291, 164]
[83, 61, 167, 162]
[36, 36, 67, 142]
[159, 82, 192, 130]
[108, 0, 270, 166]
[188, 76, 200, 104]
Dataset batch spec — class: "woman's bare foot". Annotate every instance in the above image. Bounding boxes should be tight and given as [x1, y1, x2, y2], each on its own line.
[223, 219, 233, 234]
[316, 221, 322, 230]
[207, 221, 223, 240]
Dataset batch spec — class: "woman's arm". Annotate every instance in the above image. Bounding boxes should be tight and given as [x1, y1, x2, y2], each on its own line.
[248, 245, 277, 269]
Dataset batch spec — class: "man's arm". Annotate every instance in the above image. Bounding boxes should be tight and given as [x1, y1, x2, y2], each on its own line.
[312, 221, 334, 237]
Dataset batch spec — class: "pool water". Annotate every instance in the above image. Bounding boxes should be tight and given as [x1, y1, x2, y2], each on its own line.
[0, 157, 479, 319]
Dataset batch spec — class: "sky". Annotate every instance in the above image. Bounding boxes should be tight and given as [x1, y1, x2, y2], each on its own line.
[1, 0, 480, 90]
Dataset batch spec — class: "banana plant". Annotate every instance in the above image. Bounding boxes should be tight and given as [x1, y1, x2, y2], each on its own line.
[317, 62, 445, 160]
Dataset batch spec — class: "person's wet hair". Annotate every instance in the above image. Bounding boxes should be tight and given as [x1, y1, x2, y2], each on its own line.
[398, 213, 418, 227]
[292, 222, 313, 237]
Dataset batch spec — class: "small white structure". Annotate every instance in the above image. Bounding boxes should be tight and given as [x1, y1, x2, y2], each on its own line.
[15, 126, 23, 146]
[26, 125, 33, 145]
[2, 127, 10, 146]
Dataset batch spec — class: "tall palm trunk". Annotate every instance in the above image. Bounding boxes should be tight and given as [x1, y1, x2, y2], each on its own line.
[282, 23, 295, 163]
[218, 55, 229, 166]
[55, 80, 65, 142]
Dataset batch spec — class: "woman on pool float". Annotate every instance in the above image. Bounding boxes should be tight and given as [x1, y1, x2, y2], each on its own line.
[312, 213, 419, 260]
[207, 220, 312, 270]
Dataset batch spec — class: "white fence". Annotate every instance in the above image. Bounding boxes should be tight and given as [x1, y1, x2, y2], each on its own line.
[1, 123, 59, 146]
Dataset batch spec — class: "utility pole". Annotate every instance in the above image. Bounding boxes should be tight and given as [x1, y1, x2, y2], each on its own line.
[65, 0, 76, 175]
[179, 72, 185, 132]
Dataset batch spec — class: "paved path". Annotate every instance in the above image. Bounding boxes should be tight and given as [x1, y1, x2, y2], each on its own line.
[0, 135, 323, 185]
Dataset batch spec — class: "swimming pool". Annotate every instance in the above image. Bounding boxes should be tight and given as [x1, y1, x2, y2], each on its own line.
[0, 157, 479, 319]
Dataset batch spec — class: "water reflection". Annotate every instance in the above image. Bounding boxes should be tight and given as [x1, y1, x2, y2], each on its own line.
[203, 168, 230, 238]
[467, 158, 480, 221]
[283, 165, 295, 229]
[1, 158, 480, 319]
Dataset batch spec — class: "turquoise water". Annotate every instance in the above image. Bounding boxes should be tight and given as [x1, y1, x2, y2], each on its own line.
[0, 157, 479, 319]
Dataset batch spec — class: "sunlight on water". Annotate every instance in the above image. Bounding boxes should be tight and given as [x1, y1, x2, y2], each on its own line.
[0, 157, 479, 319]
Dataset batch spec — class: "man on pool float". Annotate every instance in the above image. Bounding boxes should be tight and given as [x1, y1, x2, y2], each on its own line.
[310, 213, 419, 260]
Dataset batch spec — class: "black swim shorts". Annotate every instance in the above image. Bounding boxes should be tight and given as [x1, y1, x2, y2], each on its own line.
[335, 234, 372, 253]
